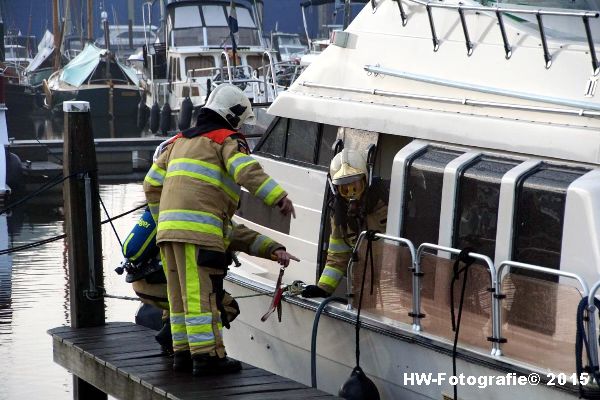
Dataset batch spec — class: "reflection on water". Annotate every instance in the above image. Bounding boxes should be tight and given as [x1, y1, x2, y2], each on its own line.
[0, 182, 147, 399]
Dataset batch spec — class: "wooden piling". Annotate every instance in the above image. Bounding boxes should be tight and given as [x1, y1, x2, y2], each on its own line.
[63, 101, 107, 400]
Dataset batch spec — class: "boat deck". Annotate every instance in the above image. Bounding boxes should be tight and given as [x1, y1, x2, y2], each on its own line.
[49, 322, 338, 400]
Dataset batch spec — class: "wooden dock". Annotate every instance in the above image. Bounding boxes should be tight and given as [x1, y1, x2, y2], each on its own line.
[49, 322, 339, 400]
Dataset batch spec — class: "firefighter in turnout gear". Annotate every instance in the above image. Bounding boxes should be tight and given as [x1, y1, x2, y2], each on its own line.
[143, 84, 296, 376]
[302, 149, 388, 298]
[119, 207, 297, 356]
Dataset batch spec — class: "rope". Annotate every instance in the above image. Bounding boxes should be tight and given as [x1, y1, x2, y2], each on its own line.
[35, 137, 64, 165]
[0, 233, 66, 256]
[449, 248, 476, 400]
[355, 230, 379, 367]
[98, 194, 123, 248]
[103, 293, 140, 301]
[0, 171, 71, 215]
[0, 203, 147, 256]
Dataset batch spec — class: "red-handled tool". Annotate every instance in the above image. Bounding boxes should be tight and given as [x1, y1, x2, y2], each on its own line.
[260, 266, 285, 322]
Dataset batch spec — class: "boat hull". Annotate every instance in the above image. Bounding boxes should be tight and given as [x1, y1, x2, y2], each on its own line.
[223, 274, 581, 400]
[49, 86, 141, 118]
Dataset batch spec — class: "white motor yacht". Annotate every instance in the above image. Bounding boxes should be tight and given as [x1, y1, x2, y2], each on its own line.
[222, 0, 600, 399]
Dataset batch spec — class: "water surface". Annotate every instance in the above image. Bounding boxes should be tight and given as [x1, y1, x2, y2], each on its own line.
[0, 182, 147, 399]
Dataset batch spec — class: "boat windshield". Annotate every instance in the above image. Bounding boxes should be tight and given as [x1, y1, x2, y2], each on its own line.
[169, 4, 261, 47]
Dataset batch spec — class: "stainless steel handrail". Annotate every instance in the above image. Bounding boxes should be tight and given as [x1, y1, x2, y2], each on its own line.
[496, 261, 591, 359]
[410, 0, 598, 18]
[262, 50, 279, 101]
[220, 51, 233, 84]
[345, 232, 417, 329]
[300, 80, 600, 118]
[417, 243, 497, 354]
[402, 0, 600, 73]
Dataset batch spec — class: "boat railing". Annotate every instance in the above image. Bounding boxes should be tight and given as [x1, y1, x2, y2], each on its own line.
[496, 261, 592, 359]
[345, 230, 597, 371]
[252, 55, 304, 100]
[393, 0, 600, 74]
[220, 51, 234, 84]
[416, 243, 498, 353]
[346, 232, 418, 326]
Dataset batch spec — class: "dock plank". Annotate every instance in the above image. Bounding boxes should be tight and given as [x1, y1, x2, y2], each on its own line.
[49, 322, 339, 400]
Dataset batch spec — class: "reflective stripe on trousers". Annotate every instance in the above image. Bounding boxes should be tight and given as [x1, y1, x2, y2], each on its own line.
[318, 265, 346, 293]
[160, 242, 225, 357]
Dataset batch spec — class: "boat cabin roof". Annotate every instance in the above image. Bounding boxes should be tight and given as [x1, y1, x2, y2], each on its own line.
[269, 0, 600, 165]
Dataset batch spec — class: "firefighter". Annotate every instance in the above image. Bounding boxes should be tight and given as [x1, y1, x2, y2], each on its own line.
[143, 84, 295, 376]
[120, 207, 297, 356]
[302, 149, 388, 298]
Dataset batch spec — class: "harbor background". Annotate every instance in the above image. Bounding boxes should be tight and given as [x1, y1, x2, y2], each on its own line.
[0, 0, 331, 46]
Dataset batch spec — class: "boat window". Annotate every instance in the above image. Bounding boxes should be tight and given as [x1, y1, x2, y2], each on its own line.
[186, 56, 216, 77]
[226, 6, 256, 28]
[214, 28, 261, 47]
[202, 5, 228, 26]
[453, 156, 519, 259]
[206, 27, 234, 47]
[317, 125, 338, 167]
[512, 163, 588, 277]
[256, 117, 287, 157]
[402, 147, 461, 247]
[286, 119, 319, 164]
[172, 28, 203, 47]
[508, 164, 588, 339]
[174, 6, 201, 29]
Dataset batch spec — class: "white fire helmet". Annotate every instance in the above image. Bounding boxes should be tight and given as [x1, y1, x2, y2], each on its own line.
[203, 83, 256, 129]
[330, 149, 368, 200]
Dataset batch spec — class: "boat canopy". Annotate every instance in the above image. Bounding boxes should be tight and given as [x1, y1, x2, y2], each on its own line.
[59, 43, 139, 87]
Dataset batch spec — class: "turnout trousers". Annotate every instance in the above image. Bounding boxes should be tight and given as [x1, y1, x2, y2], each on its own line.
[159, 242, 226, 358]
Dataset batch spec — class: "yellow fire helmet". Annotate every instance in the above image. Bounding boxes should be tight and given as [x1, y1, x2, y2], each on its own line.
[330, 149, 367, 200]
[203, 83, 256, 129]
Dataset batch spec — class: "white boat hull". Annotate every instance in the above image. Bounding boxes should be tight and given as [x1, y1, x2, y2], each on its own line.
[224, 274, 581, 400]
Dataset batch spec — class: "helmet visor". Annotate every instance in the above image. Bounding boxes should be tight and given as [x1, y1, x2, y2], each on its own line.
[338, 177, 366, 201]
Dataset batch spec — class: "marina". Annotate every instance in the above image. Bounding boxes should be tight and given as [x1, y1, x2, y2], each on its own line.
[3, 0, 600, 399]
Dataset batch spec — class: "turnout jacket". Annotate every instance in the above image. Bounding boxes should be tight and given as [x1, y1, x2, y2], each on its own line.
[143, 111, 287, 252]
[318, 180, 389, 294]
[122, 207, 285, 267]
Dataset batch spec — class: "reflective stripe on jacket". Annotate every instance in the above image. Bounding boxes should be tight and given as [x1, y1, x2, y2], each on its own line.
[143, 131, 287, 252]
[318, 199, 388, 293]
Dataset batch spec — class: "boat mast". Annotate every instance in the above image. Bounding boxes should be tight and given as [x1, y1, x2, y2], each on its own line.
[128, 0, 134, 50]
[52, 0, 60, 71]
[343, 0, 351, 30]
[87, 0, 93, 42]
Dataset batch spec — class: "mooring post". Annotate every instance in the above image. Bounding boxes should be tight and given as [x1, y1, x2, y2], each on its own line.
[63, 101, 107, 400]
